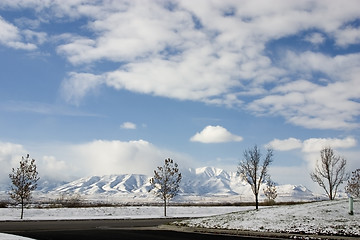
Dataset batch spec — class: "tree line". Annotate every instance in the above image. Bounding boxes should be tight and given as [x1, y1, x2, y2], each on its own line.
[7, 145, 360, 219]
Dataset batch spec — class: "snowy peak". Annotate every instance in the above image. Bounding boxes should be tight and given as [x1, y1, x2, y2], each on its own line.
[181, 167, 236, 195]
[54, 174, 151, 195]
[194, 166, 230, 178]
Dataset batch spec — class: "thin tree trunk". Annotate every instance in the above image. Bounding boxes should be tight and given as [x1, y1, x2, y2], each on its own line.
[329, 177, 333, 200]
[164, 199, 167, 217]
[255, 194, 259, 210]
[21, 199, 24, 219]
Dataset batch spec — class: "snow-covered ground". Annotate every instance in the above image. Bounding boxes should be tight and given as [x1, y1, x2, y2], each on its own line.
[0, 233, 35, 240]
[0, 205, 250, 221]
[0, 205, 253, 240]
[1, 200, 359, 238]
[174, 199, 360, 237]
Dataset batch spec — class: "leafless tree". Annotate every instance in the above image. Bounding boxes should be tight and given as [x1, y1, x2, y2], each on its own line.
[345, 169, 360, 198]
[310, 147, 349, 200]
[9, 154, 40, 219]
[237, 145, 273, 209]
[263, 178, 277, 204]
[150, 158, 182, 216]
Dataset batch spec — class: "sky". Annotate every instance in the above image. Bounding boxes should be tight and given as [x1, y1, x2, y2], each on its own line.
[0, 0, 359, 193]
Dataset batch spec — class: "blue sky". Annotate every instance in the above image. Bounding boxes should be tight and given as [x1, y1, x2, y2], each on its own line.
[0, 0, 359, 192]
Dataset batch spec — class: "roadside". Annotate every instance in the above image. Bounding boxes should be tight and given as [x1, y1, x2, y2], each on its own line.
[160, 224, 360, 240]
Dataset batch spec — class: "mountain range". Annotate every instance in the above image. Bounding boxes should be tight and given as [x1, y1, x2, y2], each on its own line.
[34, 167, 323, 203]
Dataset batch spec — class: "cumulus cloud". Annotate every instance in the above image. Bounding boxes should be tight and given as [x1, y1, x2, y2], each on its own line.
[190, 125, 243, 143]
[266, 138, 303, 151]
[120, 122, 137, 130]
[248, 51, 360, 130]
[267, 136, 357, 153]
[302, 137, 357, 153]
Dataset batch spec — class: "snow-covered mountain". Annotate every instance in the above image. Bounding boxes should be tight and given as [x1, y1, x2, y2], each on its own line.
[53, 174, 151, 195]
[39, 167, 321, 202]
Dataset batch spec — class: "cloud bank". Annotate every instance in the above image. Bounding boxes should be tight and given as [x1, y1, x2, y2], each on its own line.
[0, 139, 195, 185]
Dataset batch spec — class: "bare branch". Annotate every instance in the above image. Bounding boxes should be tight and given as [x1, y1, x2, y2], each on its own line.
[345, 169, 360, 198]
[310, 147, 349, 200]
[237, 145, 273, 209]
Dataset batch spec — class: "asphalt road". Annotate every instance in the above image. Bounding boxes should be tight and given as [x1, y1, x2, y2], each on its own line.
[0, 219, 285, 240]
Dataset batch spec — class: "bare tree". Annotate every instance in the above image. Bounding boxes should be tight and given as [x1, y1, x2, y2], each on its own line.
[9, 154, 40, 219]
[149, 158, 182, 216]
[345, 169, 360, 198]
[263, 178, 277, 204]
[237, 145, 273, 210]
[310, 147, 349, 200]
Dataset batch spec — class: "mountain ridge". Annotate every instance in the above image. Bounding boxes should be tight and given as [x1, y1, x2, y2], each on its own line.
[38, 167, 322, 202]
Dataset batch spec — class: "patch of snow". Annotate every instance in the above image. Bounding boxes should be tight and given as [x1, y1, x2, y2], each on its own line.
[0, 233, 35, 240]
[0, 206, 251, 221]
[176, 199, 360, 237]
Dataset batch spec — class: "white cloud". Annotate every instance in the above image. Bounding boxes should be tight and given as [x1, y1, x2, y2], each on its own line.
[23, 29, 47, 44]
[249, 51, 360, 130]
[61, 72, 104, 105]
[67, 139, 195, 176]
[38, 156, 71, 181]
[0, 142, 27, 184]
[266, 138, 303, 151]
[120, 122, 136, 130]
[0, 142, 74, 184]
[304, 32, 325, 45]
[302, 137, 357, 153]
[0, 16, 37, 50]
[0, 139, 196, 186]
[302, 137, 358, 178]
[266, 136, 358, 190]
[334, 26, 360, 47]
[190, 125, 243, 143]
[266, 136, 357, 153]
[71, 140, 163, 176]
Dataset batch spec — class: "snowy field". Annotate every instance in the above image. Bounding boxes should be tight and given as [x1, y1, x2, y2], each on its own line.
[174, 199, 360, 237]
[0, 205, 250, 221]
[0, 205, 252, 240]
[1, 200, 359, 238]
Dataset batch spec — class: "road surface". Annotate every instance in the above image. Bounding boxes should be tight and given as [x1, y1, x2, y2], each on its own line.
[0, 219, 286, 240]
